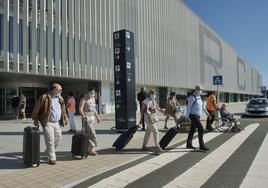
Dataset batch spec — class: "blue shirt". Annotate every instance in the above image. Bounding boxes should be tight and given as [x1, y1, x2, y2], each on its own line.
[49, 96, 62, 123]
[186, 94, 209, 118]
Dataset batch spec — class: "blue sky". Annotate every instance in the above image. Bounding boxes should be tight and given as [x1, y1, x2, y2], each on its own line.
[183, 0, 268, 87]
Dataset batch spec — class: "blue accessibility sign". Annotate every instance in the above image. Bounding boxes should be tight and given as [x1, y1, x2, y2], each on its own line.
[213, 75, 223, 85]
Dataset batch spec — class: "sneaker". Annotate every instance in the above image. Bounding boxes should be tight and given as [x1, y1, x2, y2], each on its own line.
[48, 160, 56, 165]
[142, 146, 149, 151]
[186, 144, 196, 149]
[141, 128, 146, 131]
[155, 146, 164, 153]
[88, 150, 97, 156]
[200, 146, 210, 151]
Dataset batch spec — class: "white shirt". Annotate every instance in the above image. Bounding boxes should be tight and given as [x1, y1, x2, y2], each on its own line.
[186, 94, 209, 118]
[49, 96, 62, 123]
[142, 97, 156, 113]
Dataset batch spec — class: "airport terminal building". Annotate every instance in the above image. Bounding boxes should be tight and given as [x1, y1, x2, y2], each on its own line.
[0, 0, 262, 118]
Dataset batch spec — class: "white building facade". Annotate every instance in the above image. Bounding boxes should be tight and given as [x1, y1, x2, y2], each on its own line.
[0, 0, 262, 118]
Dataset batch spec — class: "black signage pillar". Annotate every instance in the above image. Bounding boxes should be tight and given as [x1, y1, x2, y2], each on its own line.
[113, 30, 136, 130]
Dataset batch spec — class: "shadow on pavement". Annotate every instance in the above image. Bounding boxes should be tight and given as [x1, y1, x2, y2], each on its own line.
[0, 152, 25, 170]
[97, 147, 150, 155]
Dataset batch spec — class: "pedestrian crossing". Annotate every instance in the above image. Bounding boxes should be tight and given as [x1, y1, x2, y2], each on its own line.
[86, 123, 268, 188]
[240, 133, 268, 188]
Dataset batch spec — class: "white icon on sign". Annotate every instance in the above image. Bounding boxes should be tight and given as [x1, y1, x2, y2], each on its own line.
[115, 65, 120, 72]
[114, 33, 120, 39]
[116, 104, 121, 109]
[126, 32, 130, 39]
[127, 76, 131, 82]
[126, 62, 131, 69]
[115, 48, 120, 54]
[126, 46, 130, 51]
[115, 55, 120, 61]
[116, 90, 121, 96]
[116, 79, 120, 85]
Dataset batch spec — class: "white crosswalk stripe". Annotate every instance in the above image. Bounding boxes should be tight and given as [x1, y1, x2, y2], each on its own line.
[89, 132, 222, 188]
[87, 123, 266, 188]
[240, 133, 268, 188]
[164, 123, 259, 188]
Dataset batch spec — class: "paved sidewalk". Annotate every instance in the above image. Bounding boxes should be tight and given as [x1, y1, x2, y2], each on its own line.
[0, 102, 246, 187]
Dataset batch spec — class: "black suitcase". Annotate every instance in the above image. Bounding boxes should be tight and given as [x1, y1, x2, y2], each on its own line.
[159, 127, 178, 150]
[71, 132, 89, 159]
[23, 126, 40, 167]
[112, 126, 139, 151]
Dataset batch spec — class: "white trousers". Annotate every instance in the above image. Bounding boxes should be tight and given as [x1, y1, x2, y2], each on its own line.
[143, 114, 160, 147]
[43, 122, 62, 161]
[68, 111, 76, 130]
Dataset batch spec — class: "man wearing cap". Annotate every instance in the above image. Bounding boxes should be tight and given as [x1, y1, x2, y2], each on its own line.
[186, 85, 211, 151]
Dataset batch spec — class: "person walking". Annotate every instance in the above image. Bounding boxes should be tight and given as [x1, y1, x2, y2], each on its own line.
[11, 95, 20, 120]
[186, 85, 211, 151]
[79, 87, 101, 156]
[67, 91, 77, 133]
[19, 94, 27, 120]
[164, 92, 180, 129]
[32, 83, 68, 165]
[206, 90, 219, 132]
[140, 89, 165, 152]
[137, 87, 148, 130]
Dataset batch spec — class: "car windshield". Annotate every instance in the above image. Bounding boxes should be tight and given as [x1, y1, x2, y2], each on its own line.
[249, 99, 268, 105]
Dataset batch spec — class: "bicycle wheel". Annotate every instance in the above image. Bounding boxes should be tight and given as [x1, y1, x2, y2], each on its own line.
[215, 117, 232, 132]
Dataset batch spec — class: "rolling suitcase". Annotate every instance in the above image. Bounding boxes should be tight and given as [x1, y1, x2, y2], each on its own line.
[159, 127, 178, 150]
[112, 125, 139, 151]
[71, 132, 89, 159]
[23, 126, 40, 167]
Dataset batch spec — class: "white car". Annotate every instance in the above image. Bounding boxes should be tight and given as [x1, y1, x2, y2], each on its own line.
[245, 98, 268, 117]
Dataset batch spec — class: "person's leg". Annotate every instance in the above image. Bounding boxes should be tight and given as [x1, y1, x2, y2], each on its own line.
[87, 123, 97, 155]
[206, 111, 214, 131]
[187, 115, 197, 148]
[164, 115, 169, 129]
[142, 114, 152, 148]
[141, 114, 146, 130]
[151, 123, 160, 147]
[69, 111, 76, 131]
[53, 122, 62, 149]
[140, 105, 146, 130]
[196, 119, 206, 148]
[43, 123, 56, 161]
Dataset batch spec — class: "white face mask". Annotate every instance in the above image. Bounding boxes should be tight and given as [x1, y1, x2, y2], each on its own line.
[53, 91, 61, 98]
[195, 90, 202, 96]
[150, 95, 156, 99]
[90, 93, 95, 98]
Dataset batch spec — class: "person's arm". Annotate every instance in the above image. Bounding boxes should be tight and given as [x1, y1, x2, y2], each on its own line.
[202, 103, 211, 118]
[32, 96, 41, 126]
[156, 103, 165, 113]
[175, 99, 180, 107]
[186, 96, 194, 118]
[94, 107, 101, 123]
[79, 98, 86, 119]
[212, 96, 219, 110]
